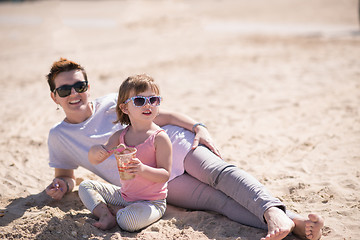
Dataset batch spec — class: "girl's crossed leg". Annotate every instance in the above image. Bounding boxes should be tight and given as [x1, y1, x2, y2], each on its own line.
[78, 180, 166, 232]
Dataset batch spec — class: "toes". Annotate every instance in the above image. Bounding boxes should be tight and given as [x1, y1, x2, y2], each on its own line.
[272, 229, 280, 236]
[308, 213, 319, 222]
[262, 229, 284, 240]
[92, 221, 102, 229]
[306, 214, 324, 240]
[261, 232, 272, 240]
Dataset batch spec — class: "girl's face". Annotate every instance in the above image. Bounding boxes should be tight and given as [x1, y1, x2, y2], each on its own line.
[51, 70, 91, 122]
[122, 88, 160, 124]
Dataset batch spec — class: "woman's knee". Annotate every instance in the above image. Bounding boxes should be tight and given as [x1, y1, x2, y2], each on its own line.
[185, 145, 236, 187]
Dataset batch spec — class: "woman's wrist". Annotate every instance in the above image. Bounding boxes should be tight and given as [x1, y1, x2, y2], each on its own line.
[192, 122, 207, 132]
[57, 177, 70, 193]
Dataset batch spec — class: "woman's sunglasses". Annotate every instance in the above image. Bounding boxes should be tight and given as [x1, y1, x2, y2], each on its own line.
[124, 96, 162, 107]
[53, 81, 88, 98]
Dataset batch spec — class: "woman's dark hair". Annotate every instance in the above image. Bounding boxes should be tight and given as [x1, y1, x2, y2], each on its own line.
[46, 58, 87, 92]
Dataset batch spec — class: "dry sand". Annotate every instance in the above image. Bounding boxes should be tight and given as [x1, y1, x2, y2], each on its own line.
[0, 0, 359, 239]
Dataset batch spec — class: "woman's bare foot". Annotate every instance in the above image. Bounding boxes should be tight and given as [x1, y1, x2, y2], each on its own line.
[92, 203, 117, 230]
[292, 213, 324, 240]
[261, 207, 295, 240]
[305, 214, 324, 239]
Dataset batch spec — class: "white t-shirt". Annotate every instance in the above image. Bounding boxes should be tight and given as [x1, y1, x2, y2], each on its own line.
[48, 93, 194, 186]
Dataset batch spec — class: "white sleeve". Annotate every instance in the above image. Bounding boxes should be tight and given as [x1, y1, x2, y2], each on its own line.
[48, 127, 79, 169]
[162, 125, 194, 180]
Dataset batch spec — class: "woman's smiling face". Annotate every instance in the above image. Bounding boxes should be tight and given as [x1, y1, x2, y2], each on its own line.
[51, 69, 92, 123]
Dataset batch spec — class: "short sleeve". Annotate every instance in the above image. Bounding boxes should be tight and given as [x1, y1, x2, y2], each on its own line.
[48, 128, 79, 169]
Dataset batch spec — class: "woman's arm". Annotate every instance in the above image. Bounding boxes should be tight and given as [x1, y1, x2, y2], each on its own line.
[45, 168, 75, 200]
[154, 109, 196, 130]
[154, 109, 221, 157]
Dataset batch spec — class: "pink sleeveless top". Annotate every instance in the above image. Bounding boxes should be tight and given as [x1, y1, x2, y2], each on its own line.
[119, 126, 168, 202]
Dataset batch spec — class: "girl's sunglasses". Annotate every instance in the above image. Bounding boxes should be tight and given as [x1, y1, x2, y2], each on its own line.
[124, 96, 162, 107]
[53, 81, 88, 98]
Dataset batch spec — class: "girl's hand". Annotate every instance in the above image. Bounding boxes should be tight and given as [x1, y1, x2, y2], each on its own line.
[192, 125, 221, 158]
[88, 145, 111, 164]
[45, 178, 67, 200]
[124, 158, 143, 175]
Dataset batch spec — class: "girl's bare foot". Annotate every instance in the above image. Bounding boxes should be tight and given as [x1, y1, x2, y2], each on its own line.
[261, 207, 294, 240]
[93, 214, 117, 230]
[108, 204, 124, 216]
[92, 203, 117, 230]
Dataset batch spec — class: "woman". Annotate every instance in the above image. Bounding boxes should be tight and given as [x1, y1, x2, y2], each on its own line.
[45, 58, 323, 240]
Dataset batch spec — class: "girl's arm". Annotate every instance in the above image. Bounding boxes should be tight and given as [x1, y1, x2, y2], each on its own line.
[88, 145, 111, 164]
[154, 109, 221, 157]
[129, 131, 172, 183]
[88, 130, 122, 164]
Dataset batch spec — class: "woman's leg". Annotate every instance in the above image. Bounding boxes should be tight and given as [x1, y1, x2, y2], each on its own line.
[169, 146, 323, 239]
[183, 146, 287, 222]
[167, 173, 267, 229]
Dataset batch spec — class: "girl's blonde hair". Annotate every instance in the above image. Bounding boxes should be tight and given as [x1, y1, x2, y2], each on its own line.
[115, 74, 160, 125]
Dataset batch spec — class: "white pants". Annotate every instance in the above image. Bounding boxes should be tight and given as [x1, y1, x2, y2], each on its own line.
[78, 180, 166, 232]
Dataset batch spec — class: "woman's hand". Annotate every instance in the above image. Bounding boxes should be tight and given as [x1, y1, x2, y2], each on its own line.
[45, 178, 67, 200]
[192, 125, 221, 158]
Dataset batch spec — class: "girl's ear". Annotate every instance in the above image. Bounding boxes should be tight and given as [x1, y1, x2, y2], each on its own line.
[119, 103, 128, 114]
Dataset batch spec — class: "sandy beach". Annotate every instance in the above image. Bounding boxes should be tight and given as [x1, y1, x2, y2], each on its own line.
[0, 0, 359, 239]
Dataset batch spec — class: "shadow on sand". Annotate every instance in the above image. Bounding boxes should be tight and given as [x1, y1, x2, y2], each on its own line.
[1, 192, 302, 240]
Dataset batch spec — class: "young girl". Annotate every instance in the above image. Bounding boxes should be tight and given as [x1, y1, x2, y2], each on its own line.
[78, 74, 172, 232]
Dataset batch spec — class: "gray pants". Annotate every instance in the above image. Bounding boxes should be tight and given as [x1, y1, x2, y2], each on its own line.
[167, 145, 298, 229]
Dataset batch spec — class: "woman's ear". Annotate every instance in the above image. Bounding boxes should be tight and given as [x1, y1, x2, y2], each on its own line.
[87, 84, 90, 97]
[51, 91, 58, 104]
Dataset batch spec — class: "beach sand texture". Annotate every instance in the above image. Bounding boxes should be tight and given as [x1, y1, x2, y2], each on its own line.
[0, 0, 359, 239]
